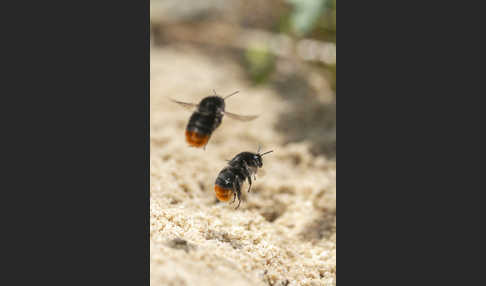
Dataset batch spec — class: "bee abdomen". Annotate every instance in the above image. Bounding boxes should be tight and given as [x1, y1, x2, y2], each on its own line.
[214, 185, 232, 202]
[185, 130, 210, 147]
[185, 113, 214, 147]
[214, 167, 239, 202]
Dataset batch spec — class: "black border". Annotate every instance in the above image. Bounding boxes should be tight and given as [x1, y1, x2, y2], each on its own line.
[338, 0, 485, 284]
[2, 1, 150, 284]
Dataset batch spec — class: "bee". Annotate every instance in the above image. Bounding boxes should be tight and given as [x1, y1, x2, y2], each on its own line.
[214, 146, 273, 209]
[171, 90, 258, 148]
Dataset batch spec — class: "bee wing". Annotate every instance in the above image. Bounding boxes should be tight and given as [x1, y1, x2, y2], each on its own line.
[169, 98, 199, 110]
[224, 111, 259, 122]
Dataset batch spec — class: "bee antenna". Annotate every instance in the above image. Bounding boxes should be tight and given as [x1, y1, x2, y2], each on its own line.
[224, 90, 239, 100]
[260, 150, 273, 156]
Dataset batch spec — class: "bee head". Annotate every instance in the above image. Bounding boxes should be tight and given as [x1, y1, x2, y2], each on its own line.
[254, 148, 273, 168]
[198, 90, 240, 114]
[199, 96, 225, 114]
[253, 154, 264, 168]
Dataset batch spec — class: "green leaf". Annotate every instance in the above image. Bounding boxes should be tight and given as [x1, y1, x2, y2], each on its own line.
[285, 0, 329, 36]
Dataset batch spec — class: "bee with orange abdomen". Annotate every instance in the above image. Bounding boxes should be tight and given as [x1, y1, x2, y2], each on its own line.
[171, 90, 258, 149]
[214, 147, 273, 209]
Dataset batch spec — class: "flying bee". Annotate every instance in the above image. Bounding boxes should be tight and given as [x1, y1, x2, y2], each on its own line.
[214, 146, 273, 209]
[171, 90, 258, 148]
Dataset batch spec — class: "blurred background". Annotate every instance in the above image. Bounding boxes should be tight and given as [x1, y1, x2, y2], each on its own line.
[151, 0, 336, 159]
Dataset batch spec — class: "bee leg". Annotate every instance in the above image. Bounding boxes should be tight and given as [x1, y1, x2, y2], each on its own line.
[235, 191, 241, 209]
[242, 162, 253, 191]
[231, 191, 236, 204]
[234, 180, 242, 209]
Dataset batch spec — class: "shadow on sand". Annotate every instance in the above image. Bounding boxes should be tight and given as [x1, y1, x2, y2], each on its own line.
[271, 73, 336, 160]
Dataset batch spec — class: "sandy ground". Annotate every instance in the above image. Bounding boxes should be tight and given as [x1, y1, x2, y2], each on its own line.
[150, 45, 336, 286]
